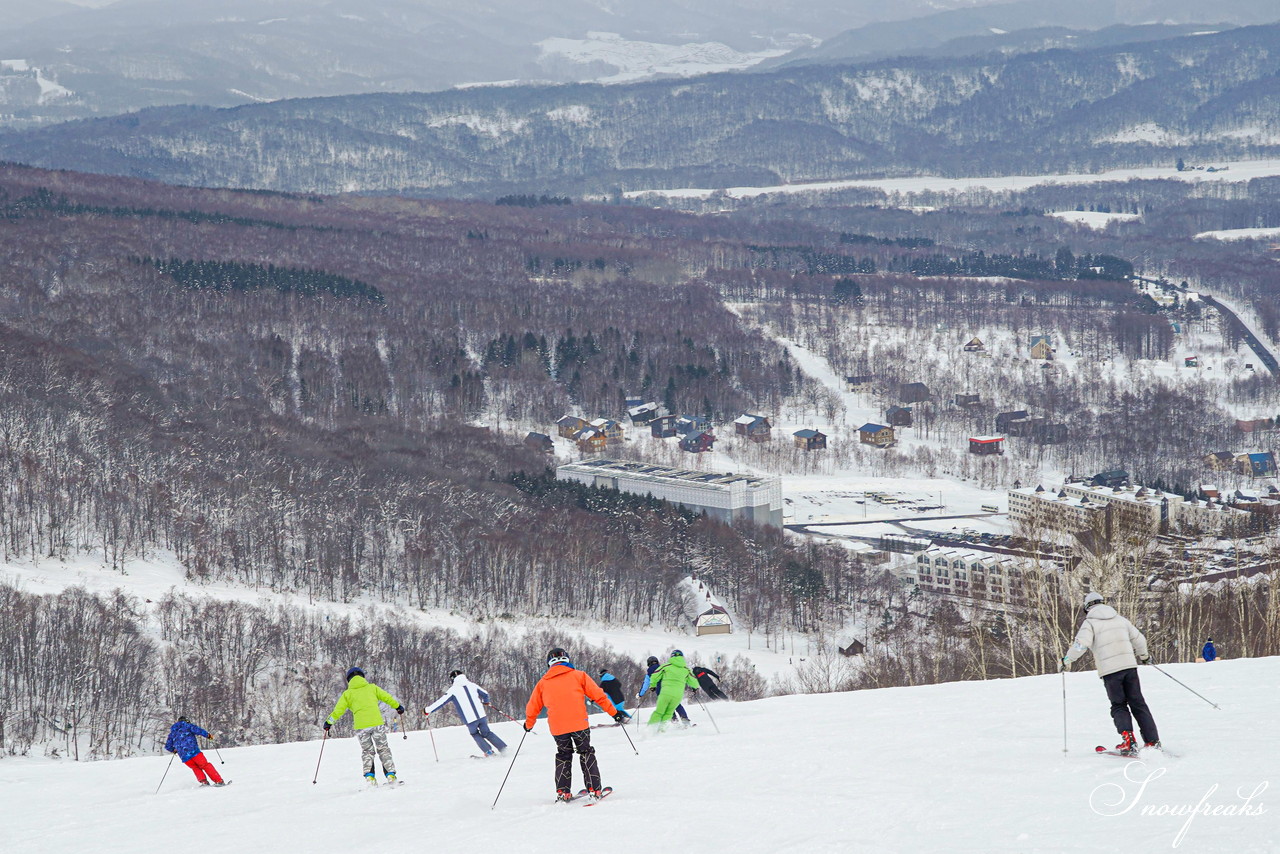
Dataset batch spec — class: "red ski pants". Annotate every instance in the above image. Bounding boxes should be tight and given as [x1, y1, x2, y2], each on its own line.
[184, 752, 223, 784]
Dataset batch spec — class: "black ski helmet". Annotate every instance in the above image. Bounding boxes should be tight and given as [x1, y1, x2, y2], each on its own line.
[646, 656, 659, 667]
[547, 647, 571, 666]
[345, 666, 365, 681]
[449, 669, 463, 680]
[177, 715, 189, 723]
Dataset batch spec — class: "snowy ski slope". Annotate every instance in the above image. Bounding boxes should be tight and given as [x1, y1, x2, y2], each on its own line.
[3, 658, 1274, 853]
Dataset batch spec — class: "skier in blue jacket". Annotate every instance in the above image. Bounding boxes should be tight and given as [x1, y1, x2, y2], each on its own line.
[165, 716, 226, 786]
[1202, 638, 1217, 661]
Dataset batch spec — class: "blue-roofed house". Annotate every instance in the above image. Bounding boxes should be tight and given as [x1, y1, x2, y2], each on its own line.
[793, 428, 828, 451]
[1244, 452, 1277, 478]
[1030, 335, 1053, 360]
[859, 423, 895, 447]
[675, 414, 711, 436]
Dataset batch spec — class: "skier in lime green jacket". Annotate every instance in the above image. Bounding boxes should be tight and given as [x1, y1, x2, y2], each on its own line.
[646, 651, 700, 731]
[325, 667, 406, 784]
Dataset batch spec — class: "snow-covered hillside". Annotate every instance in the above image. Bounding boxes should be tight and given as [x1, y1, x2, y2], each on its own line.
[3, 657, 1273, 853]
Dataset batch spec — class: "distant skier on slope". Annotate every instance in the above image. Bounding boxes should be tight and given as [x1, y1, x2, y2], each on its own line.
[1062, 592, 1161, 754]
[638, 654, 692, 726]
[424, 669, 508, 756]
[165, 716, 226, 787]
[524, 647, 626, 802]
[692, 665, 728, 700]
[324, 667, 406, 785]
[646, 650, 701, 732]
[1201, 638, 1217, 662]
[598, 669, 631, 719]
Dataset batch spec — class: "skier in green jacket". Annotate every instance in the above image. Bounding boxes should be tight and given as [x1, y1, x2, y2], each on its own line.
[325, 667, 406, 785]
[646, 650, 700, 732]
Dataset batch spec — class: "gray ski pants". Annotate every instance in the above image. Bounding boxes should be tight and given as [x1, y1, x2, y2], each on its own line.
[357, 725, 396, 777]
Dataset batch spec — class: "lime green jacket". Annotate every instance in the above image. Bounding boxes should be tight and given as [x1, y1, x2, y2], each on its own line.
[650, 655, 700, 700]
[327, 675, 402, 730]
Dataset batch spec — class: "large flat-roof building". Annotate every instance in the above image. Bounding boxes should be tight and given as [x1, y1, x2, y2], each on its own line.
[556, 458, 783, 527]
[1009, 481, 1236, 541]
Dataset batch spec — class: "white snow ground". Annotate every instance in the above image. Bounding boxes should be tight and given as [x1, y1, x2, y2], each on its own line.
[2, 658, 1274, 853]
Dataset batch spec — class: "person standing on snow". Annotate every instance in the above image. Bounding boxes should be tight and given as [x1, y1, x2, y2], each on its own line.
[424, 669, 508, 756]
[1201, 638, 1217, 662]
[598, 669, 631, 719]
[638, 654, 692, 726]
[524, 647, 627, 802]
[646, 650, 701, 732]
[1062, 592, 1161, 754]
[165, 716, 226, 786]
[692, 665, 728, 700]
[324, 667, 406, 785]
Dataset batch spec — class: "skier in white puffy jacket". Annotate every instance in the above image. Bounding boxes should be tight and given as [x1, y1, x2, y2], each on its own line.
[424, 669, 508, 756]
[1062, 591, 1161, 754]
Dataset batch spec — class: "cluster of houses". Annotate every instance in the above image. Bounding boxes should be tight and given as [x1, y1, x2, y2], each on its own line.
[535, 399, 829, 457]
[1204, 450, 1279, 478]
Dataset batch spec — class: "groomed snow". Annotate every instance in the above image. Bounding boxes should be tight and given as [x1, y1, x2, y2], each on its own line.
[623, 159, 1280, 201]
[1194, 226, 1280, 242]
[1048, 210, 1141, 229]
[3, 658, 1274, 852]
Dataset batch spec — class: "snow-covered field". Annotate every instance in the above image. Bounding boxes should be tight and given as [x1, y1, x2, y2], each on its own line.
[1195, 226, 1280, 242]
[1048, 210, 1141, 229]
[537, 32, 787, 83]
[3, 657, 1273, 853]
[622, 158, 1280, 201]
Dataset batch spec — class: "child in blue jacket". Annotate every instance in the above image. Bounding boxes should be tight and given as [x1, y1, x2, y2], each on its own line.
[165, 717, 226, 786]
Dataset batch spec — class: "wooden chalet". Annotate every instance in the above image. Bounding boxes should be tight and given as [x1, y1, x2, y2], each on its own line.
[574, 427, 608, 453]
[589, 417, 625, 444]
[733, 413, 772, 442]
[679, 430, 715, 453]
[557, 414, 588, 438]
[650, 414, 678, 438]
[886, 406, 913, 428]
[523, 431, 554, 454]
[955, 393, 981, 407]
[963, 337, 985, 353]
[845, 375, 874, 392]
[969, 436, 1005, 456]
[858, 423, 895, 448]
[1030, 335, 1053, 360]
[838, 639, 866, 657]
[628, 401, 661, 425]
[793, 428, 828, 451]
[675, 414, 711, 436]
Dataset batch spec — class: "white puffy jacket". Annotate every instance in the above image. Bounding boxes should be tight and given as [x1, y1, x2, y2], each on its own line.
[1064, 604, 1150, 677]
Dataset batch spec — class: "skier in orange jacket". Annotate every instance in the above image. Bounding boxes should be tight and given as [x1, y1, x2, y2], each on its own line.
[525, 647, 627, 802]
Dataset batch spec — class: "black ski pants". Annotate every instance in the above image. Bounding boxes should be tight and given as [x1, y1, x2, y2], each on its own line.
[698, 677, 729, 701]
[553, 729, 601, 793]
[1102, 667, 1159, 744]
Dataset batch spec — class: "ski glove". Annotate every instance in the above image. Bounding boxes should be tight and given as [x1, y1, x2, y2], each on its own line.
[323, 722, 332, 731]
[1139, 655, 1151, 664]
[612, 712, 628, 724]
[1061, 656, 1071, 667]
[523, 723, 534, 733]
[396, 705, 405, 715]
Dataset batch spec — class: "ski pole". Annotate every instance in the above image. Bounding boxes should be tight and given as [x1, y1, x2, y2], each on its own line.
[205, 735, 225, 764]
[1060, 668, 1068, 755]
[617, 716, 639, 755]
[1151, 663, 1220, 709]
[156, 752, 176, 794]
[491, 727, 529, 810]
[694, 692, 721, 734]
[488, 704, 519, 724]
[392, 717, 407, 741]
[312, 730, 329, 784]
[423, 713, 439, 762]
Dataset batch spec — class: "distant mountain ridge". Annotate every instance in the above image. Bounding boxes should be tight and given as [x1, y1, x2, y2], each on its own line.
[2, 23, 1279, 196]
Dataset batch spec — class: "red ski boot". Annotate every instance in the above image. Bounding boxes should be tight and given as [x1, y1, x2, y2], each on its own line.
[1115, 731, 1137, 756]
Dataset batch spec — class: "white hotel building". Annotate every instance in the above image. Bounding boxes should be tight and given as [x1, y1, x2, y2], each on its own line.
[556, 458, 784, 527]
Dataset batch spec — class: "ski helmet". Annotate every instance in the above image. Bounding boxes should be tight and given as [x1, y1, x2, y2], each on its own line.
[1083, 591, 1104, 609]
[177, 715, 188, 723]
[345, 666, 365, 681]
[449, 669, 463, 680]
[547, 647, 571, 667]
[647, 656, 659, 667]
[599, 668, 609, 676]
[671, 649, 684, 657]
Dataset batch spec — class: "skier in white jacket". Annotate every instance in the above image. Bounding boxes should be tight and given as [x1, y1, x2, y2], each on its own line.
[1062, 591, 1161, 754]
[424, 670, 508, 756]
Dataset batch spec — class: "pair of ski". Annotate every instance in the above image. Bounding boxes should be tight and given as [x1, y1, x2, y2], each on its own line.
[557, 787, 613, 806]
[1095, 745, 1177, 758]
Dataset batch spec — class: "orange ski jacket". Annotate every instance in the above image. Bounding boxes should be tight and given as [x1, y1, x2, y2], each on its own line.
[525, 664, 618, 736]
